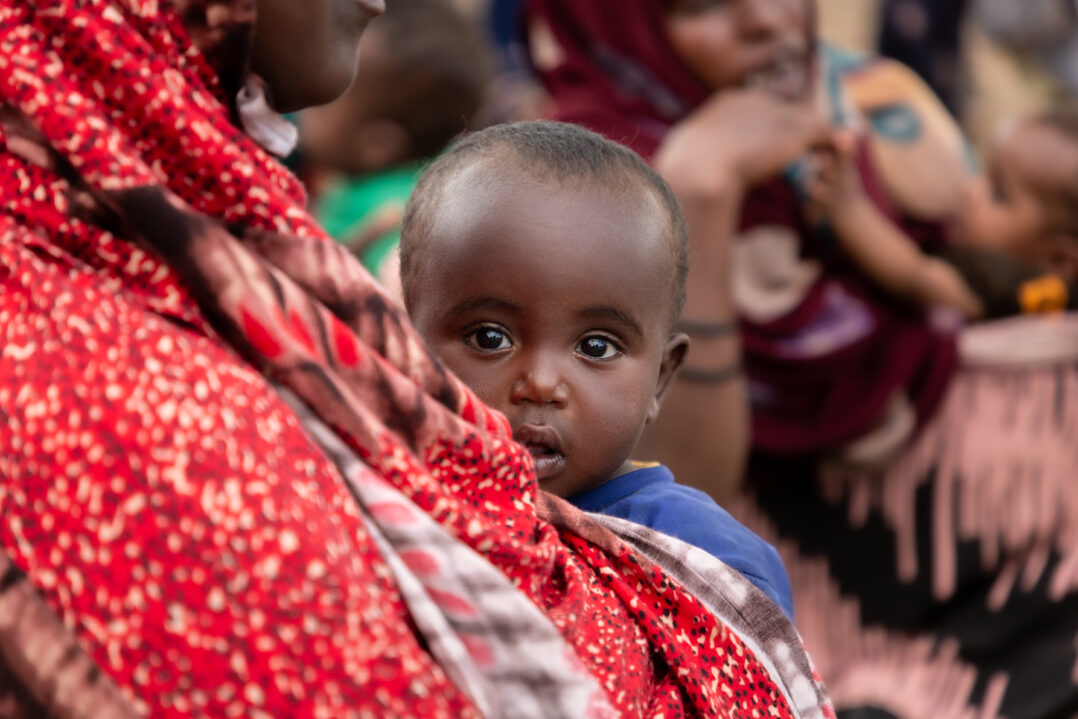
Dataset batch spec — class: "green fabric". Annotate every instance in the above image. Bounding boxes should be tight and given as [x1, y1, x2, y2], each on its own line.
[315, 163, 422, 275]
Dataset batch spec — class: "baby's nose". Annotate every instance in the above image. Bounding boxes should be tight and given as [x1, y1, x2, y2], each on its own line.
[510, 357, 569, 407]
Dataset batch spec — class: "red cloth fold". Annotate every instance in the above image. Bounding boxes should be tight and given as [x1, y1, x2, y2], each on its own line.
[0, 1, 827, 716]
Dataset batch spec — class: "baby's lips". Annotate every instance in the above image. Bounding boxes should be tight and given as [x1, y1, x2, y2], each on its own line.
[513, 423, 564, 456]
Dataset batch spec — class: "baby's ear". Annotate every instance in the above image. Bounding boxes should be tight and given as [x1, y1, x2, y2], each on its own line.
[647, 333, 690, 424]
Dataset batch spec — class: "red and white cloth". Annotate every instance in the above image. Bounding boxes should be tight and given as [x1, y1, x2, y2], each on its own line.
[0, 1, 832, 718]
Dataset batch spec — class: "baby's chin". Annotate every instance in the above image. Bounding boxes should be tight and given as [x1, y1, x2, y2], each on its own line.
[536, 477, 566, 498]
[536, 471, 590, 500]
[529, 449, 567, 482]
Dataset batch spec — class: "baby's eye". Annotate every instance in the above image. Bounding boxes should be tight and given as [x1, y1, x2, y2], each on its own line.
[577, 336, 621, 360]
[467, 326, 512, 352]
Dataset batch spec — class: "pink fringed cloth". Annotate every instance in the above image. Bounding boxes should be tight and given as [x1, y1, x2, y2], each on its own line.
[738, 314, 1078, 718]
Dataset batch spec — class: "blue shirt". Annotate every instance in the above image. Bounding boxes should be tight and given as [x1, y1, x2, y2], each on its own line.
[568, 464, 794, 619]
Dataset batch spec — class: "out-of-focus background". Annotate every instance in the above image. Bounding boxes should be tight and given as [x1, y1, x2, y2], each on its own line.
[449, 0, 1071, 158]
[816, 0, 1061, 156]
[300, 0, 1078, 296]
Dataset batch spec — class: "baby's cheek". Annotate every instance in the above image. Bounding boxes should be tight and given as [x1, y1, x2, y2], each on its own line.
[598, 393, 650, 452]
[454, 368, 506, 412]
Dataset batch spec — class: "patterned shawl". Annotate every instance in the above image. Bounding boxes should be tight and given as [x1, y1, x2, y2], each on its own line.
[0, 1, 832, 717]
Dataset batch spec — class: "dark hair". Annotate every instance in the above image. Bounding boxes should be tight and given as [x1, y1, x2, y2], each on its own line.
[369, 0, 493, 161]
[400, 120, 689, 321]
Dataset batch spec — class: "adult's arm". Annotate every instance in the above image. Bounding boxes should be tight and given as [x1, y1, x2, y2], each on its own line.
[638, 90, 830, 503]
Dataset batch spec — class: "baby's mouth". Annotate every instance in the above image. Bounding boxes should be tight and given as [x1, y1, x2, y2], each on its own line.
[523, 442, 566, 480]
[514, 425, 567, 480]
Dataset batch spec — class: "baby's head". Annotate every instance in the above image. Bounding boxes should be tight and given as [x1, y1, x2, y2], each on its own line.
[401, 121, 689, 497]
[960, 108, 1078, 280]
[301, 0, 491, 175]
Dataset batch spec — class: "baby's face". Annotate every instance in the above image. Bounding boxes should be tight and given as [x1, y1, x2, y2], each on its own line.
[409, 169, 684, 497]
[959, 120, 1078, 267]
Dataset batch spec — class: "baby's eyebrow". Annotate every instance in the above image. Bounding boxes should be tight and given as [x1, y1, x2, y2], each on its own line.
[445, 297, 524, 317]
[577, 306, 643, 339]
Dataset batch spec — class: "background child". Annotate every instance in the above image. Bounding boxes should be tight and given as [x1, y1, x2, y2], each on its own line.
[399, 120, 794, 618]
[301, 0, 492, 299]
[812, 108, 1078, 319]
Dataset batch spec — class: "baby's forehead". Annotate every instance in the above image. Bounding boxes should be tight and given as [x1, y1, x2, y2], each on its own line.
[449, 149, 642, 198]
[419, 163, 677, 297]
[431, 162, 668, 256]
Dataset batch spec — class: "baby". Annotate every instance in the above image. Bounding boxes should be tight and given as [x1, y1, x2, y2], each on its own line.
[399, 120, 793, 618]
[813, 108, 1078, 319]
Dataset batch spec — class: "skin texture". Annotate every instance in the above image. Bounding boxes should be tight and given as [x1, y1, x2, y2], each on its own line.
[250, 0, 385, 113]
[960, 119, 1078, 277]
[665, 0, 808, 97]
[408, 160, 687, 498]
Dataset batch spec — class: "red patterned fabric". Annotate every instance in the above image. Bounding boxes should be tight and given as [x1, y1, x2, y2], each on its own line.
[0, 1, 827, 717]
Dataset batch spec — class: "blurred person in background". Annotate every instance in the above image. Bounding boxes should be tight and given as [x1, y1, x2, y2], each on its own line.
[808, 107, 1078, 321]
[480, 0, 552, 125]
[522, 0, 1078, 716]
[302, 0, 492, 302]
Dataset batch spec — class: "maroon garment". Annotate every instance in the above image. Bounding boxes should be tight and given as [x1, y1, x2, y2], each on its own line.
[735, 145, 956, 454]
[524, 0, 956, 454]
[525, 0, 707, 158]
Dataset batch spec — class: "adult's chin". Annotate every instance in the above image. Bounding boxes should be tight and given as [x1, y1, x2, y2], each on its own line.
[264, 66, 359, 114]
[252, 38, 362, 113]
